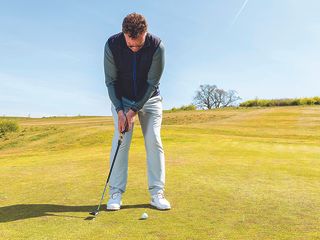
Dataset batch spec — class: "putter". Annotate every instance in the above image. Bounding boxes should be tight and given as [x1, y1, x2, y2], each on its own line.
[89, 122, 128, 217]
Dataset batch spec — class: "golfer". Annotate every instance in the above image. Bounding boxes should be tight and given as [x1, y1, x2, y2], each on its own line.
[104, 13, 171, 210]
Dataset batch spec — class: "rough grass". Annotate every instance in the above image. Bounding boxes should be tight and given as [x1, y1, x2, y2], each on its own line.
[0, 106, 320, 239]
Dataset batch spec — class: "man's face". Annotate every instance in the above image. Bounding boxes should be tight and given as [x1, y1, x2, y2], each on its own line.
[124, 32, 147, 52]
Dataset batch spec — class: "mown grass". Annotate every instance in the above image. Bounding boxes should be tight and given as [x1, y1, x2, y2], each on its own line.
[0, 106, 320, 239]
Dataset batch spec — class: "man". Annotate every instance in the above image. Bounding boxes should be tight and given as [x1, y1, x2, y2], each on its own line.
[104, 13, 171, 210]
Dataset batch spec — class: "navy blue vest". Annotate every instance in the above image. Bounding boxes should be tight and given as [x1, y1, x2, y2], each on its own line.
[107, 32, 161, 102]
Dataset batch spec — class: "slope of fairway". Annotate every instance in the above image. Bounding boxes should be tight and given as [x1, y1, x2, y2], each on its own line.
[0, 106, 320, 239]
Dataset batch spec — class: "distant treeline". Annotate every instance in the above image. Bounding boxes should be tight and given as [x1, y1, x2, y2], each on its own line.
[240, 96, 320, 107]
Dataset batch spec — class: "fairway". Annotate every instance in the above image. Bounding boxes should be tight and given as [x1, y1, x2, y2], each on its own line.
[0, 106, 320, 239]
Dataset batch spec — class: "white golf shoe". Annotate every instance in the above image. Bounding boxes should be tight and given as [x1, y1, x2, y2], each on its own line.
[150, 190, 171, 210]
[106, 191, 122, 210]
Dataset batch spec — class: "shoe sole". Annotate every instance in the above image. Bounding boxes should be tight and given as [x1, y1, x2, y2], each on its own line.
[106, 204, 121, 211]
[106, 201, 122, 211]
[150, 202, 171, 210]
[106, 207, 120, 211]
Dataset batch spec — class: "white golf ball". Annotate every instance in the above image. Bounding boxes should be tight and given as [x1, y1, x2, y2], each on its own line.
[140, 212, 148, 220]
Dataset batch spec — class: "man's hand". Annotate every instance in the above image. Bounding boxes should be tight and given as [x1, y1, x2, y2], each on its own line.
[125, 109, 137, 131]
[117, 110, 128, 133]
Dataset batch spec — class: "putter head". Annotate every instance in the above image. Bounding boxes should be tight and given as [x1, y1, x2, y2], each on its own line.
[89, 211, 99, 216]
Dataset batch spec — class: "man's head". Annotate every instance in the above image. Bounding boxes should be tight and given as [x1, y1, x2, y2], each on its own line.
[122, 13, 148, 52]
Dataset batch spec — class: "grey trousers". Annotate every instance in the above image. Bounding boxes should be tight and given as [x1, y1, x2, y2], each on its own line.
[109, 95, 166, 196]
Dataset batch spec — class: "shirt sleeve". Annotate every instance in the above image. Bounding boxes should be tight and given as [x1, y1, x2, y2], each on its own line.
[104, 42, 124, 113]
[130, 41, 165, 112]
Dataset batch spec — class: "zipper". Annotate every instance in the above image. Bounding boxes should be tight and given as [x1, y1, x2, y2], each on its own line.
[132, 53, 138, 99]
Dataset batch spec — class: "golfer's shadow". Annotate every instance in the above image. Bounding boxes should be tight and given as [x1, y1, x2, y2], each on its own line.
[0, 203, 153, 223]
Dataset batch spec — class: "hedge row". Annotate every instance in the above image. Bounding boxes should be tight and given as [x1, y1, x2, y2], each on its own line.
[240, 97, 320, 107]
[166, 104, 197, 112]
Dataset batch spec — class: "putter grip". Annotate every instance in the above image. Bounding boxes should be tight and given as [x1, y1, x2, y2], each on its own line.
[122, 117, 129, 133]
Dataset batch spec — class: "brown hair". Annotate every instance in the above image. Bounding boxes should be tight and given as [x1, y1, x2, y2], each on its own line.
[122, 13, 148, 38]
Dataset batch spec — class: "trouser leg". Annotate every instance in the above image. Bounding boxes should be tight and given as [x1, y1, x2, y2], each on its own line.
[109, 103, 134, 195]
[138, 96, 165, 196]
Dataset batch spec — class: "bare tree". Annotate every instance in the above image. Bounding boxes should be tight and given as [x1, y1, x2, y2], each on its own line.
[193, 84, 241, 109]
[193, 84, 217, 109]
[222, 90, 241, 107]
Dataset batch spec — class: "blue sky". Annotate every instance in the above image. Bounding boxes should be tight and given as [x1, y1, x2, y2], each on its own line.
[1, 0, 319, 117]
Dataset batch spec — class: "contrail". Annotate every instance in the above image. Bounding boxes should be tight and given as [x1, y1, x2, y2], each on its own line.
[230, 0, 249, 26]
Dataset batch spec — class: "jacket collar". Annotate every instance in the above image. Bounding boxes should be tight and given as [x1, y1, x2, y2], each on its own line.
[120, 32, 150, 50]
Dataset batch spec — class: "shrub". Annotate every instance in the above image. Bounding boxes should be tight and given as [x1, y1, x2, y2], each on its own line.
[179, 104, 196, 111]
[168, 104, 197, 112]
[314, 96, 320, 105]
[0, 120, 19, 138]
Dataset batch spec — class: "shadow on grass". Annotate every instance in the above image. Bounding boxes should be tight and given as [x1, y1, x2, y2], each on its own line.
[0, 203, 154, 222]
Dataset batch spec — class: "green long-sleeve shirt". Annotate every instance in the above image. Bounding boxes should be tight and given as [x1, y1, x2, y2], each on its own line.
[104, 40, 165, 113]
